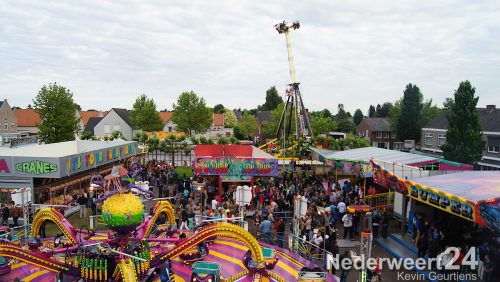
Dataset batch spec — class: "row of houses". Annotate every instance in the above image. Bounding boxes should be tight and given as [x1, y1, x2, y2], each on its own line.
[356, 105, 500, 170]
[0, 99, 229, 144]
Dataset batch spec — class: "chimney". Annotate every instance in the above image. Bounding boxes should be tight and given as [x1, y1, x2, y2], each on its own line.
[486, 105, 496, 112]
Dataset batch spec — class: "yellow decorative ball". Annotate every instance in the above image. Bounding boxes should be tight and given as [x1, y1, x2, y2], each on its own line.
[101, 193, 144, 231]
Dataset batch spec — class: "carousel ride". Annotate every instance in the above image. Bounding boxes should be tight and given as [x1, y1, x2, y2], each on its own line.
[0, 162, 334, 282]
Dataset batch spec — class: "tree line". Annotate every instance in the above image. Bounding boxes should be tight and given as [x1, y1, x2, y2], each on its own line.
[30, 81, 484, 164]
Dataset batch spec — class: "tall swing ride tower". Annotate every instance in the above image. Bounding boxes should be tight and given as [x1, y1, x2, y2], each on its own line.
[274, 21, 313, 140]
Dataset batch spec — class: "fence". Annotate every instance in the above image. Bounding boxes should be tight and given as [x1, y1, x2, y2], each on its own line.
[146, 148, 194, 166]
[363, 191, 395, 208]
[288, 234, 332, 269]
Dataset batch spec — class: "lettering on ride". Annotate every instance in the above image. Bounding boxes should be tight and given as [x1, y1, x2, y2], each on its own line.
[16, 160, 57, 175]
[0, 159, 10, 174]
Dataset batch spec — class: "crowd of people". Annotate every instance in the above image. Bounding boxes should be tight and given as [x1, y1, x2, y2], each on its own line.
[0, 201, 23, 227]
[413, 214, 496, 281]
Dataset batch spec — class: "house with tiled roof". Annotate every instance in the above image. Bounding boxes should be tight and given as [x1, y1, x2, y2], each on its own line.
[421, 105, 500, 170]
[212, 113, 224, 129]
[356, 117, 400, 150]
[14, 108, 41, 135]
[0, 100, 31, 146]
[159, 111, 176, 132]
[78, 110, 107, 132]
[87, 108, 133, 139]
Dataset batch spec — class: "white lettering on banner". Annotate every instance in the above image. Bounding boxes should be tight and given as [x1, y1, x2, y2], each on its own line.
[326, 247, 478, 272]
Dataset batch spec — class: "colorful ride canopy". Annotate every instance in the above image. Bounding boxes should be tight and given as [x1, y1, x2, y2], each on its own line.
[371, 160, 500, 233]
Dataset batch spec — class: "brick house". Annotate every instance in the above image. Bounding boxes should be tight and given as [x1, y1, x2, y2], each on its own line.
[356, 117, 400, 150]
[421, 105, 500, 170]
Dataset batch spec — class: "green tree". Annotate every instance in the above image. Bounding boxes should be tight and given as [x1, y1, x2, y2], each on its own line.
[110, 130, 126, 140]
[217, 137, 228, 144]
[376, 102, 393, 117]
[262, 102, 296, 137]
[318, 109, 333, 119]
[235, 112, 258, 139]
[396, 83, 423, 141]
[33, 83, 81, 144]
[147, 136, 160, 160]
[375, 104, 381, 116]
[130, 94, 164, 131]
[310, 114, 336, 134]
[213, 104, 225, 113]
[388, 98, 402, 134]
[335, 104, 354, 133]
[261, 86, 284, 111]
[171, 91, 213, 136]
[368, 105, 376, 117]
[441, 81, 484, 164]
[421, 99, 442, 129]
[353, 109, 364, 126]
[223, 108, 238, 128]
[80, 131, 93, 140]
[74, 103, 82, 111]
[443, 97, 455, 110]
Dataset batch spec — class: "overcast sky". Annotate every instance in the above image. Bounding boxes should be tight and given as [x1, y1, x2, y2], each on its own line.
[1, 0, 499, 114]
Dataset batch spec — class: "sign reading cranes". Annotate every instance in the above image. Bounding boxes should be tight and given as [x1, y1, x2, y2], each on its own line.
[0, 142, 138, 179]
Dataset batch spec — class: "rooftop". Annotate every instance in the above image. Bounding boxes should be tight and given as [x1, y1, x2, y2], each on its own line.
[0, 139, 135, 158]
[213, 113, 224, 127]
[359, 117, 391, 132]
[14, 109, 41, 127]
[79, 111, 107, 126]
[112, 108, 131, 126]
[311, 146, 438, 166]
[159, 111, 173, 123]
[84, 117, 103, 134]
[424, 107, 500, 132]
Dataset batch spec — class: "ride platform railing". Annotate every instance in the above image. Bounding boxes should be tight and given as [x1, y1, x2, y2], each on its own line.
[363, 191, 395, 209]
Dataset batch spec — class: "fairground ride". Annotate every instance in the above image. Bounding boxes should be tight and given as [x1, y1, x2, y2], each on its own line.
[261, 21, 313, 159]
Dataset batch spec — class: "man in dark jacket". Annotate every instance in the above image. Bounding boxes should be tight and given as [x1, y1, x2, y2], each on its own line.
[380, 208, 390, 239]
[1, 204, 10, 226]
[274, 218, 285, 248]
[77, 193, 87, 219]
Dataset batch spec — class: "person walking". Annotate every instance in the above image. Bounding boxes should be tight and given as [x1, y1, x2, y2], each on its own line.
[337, 199, 346, 222]
[1, 204, 10, 226]
[274, 218, 285, 248]
[342, 212, 354, 240]
[417, 233, 429, 258]
[339, 250, 350, 282]
[77, 193, 88, 219]
[380, 208, 390, 239]
[372, 209, 381, 238]
[10, 202, 22, 227]
[483, 254, 494, 282]
[259, 215, 273, 244]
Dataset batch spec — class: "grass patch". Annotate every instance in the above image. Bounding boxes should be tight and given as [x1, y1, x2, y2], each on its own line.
[175, 166, 193, 178]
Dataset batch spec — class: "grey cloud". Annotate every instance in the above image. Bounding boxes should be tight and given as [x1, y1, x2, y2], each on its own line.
[0, 0, 499, 113]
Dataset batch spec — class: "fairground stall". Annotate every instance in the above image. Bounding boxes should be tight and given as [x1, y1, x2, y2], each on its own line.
[310, 147, 440, 204]
[372, 161, 500, 237]
[0, 140, 139, 216]
[193, 144, 278, 194]
[311, 147, 474, 211]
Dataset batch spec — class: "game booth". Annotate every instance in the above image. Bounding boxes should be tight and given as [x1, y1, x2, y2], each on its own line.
[0, 140, 140, 216]
[193, 144, 279, 195]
